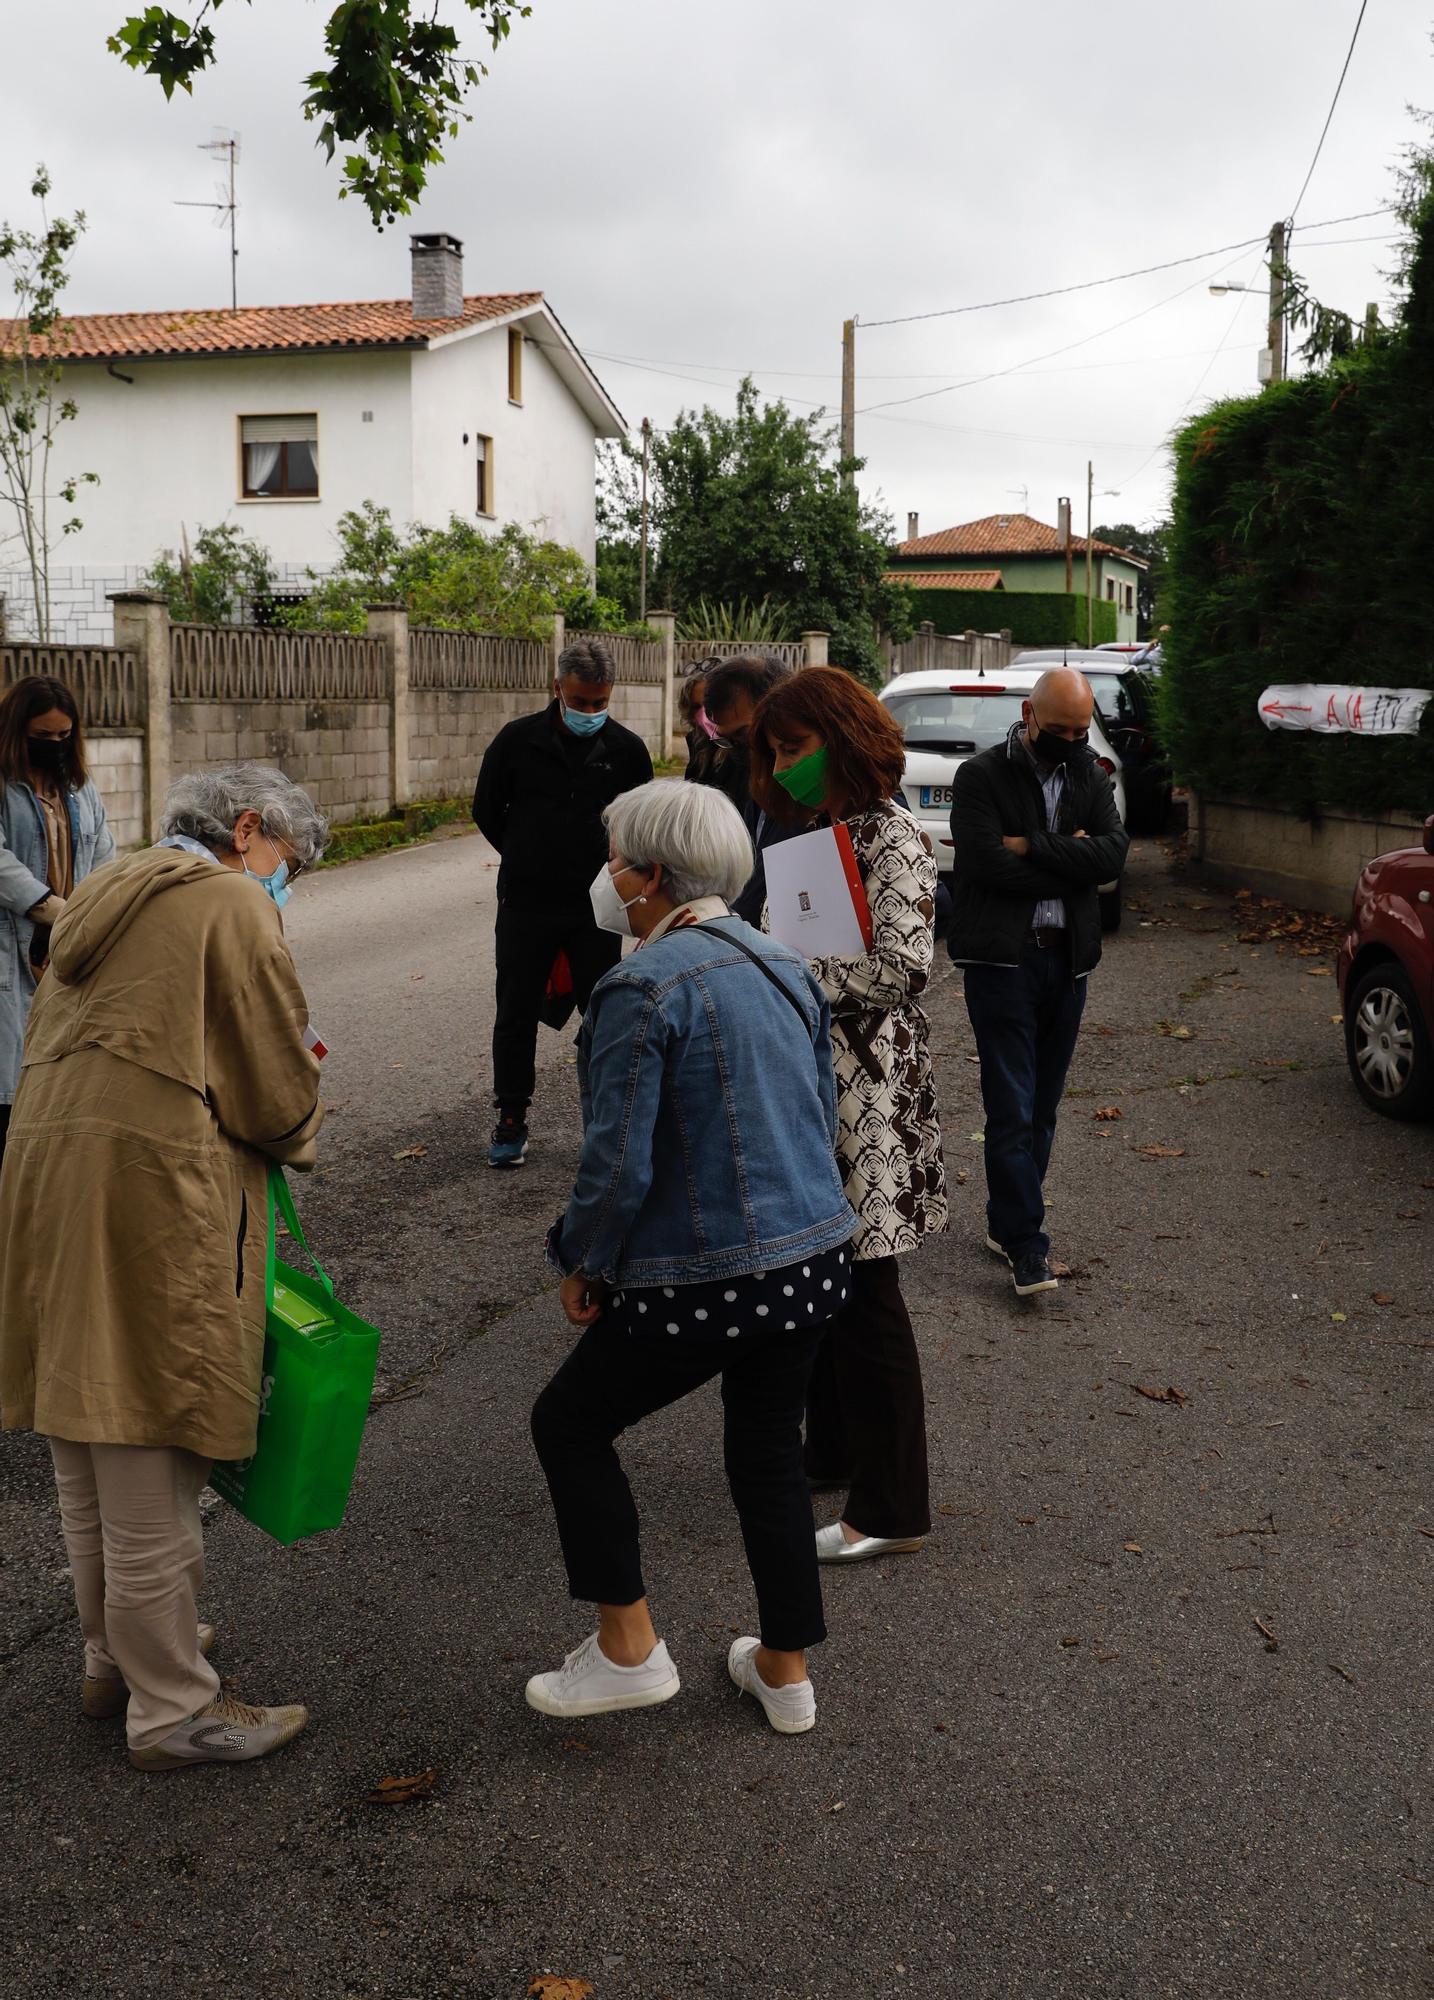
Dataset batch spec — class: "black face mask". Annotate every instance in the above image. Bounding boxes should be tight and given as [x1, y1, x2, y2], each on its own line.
[1029, 725, 1086, 766]
[27, 738, 70, 776]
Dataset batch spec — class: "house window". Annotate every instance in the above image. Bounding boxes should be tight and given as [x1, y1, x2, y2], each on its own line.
[241, 414, 319, 498]
[1125, 583, 1135, 613]
[1105, 578, 1116, 600]
[508, 328, 524, 405]
[476, 433, 494, 515]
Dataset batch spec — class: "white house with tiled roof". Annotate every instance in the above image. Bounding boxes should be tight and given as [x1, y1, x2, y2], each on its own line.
[889, 512, 1146, 641]
[0, 233, 625, 641]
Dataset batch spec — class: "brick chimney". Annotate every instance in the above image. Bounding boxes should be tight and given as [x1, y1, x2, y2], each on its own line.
[410, 232, 465, 319]
[906, 511, 920, 542]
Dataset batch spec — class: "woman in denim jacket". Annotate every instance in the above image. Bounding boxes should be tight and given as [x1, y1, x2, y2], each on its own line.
[529, 781, 857, 1737]
[0, 675, 115, 1154]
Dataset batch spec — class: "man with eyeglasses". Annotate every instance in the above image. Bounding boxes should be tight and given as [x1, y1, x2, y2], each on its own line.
[947, 668, 1129, 1298]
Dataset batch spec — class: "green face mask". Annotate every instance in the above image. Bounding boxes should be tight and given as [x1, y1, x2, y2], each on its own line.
[774, 745, 830, 809]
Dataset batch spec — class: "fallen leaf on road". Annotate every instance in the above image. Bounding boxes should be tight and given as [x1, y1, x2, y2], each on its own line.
[1371, 1292, 1393, 1305]
[968, 1132, 985, 1144]
[953, 1168, 969, 1184]
[1015, 1515, 1037, 1526]
[829, 1801, 846, 1814]
[1396, 1210, 1423, 1220]
[1305, 968, 1332, 977]
[559, 1739, 591, 1754]
[1327, 1663, 1356, 1685]
[1417, 1527, 1434, 1541]
[1158, 1022, 1193, 1039]
[1094, 1651, 1121, 1663]
[1093, 1105, 1124, 1121]
[1249, 1168, 1271, 1178]
[1331, 1311, 1347, 1323]
[365, 1768, 437, 1805]
[1134, 1383, 1188, 1406]
[1330, 1013, 1344, 1025]
[528, 1980, 594, 2000]
[1253, 1615, 1279, 1654]
[392, 1143, 428, 1161]
[1059, 1635, 1081, 1648]
[1136, 1144, 1186, 1159]
[1123, 1541, 1143, 1554]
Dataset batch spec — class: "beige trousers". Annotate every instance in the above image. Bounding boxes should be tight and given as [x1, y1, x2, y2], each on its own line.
[49, 1438, 222, 1749]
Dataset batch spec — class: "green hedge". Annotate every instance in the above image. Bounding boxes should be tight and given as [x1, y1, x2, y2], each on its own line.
[321, 797, 468, 866]
[902, 588, 1116, 647]
[1160, 200, 1434, 820]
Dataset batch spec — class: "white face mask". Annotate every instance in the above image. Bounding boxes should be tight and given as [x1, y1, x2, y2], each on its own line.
[589, 862, 646, 937]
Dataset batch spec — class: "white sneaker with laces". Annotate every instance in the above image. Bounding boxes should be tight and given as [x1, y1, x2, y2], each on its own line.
[525, 1632, 681, 1718]
[129, 1691, 308, 1771]
[728, 1637, 816, 1734]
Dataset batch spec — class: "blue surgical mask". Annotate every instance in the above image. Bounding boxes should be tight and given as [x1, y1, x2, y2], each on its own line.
[241, 836, 292, 910]
[561, 700, 609, 738]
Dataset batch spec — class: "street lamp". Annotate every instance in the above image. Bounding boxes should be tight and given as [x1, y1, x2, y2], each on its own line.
[1208, 220, 1287, 386]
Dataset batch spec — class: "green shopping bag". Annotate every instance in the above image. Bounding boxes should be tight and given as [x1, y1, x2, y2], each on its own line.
[209, 1168, 382, 1545]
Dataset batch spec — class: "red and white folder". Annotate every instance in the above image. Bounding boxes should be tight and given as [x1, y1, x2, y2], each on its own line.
[763, 824, 874, 959]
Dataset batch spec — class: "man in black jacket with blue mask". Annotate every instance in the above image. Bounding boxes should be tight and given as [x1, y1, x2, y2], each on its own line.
[473, 637, 653, 1168]
[948, 667, 1129, 1297]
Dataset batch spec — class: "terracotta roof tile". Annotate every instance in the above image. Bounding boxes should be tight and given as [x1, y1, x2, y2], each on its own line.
[894, 512, 1146, 567]
[0, 294, 544, 363]
[885, 569, 1004, 591]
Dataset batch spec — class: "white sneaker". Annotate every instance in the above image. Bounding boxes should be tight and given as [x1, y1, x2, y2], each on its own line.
[728, 1637, 816, 1735]
[129, 1691, 308, 1771]
[525, 1632, 681, 1718]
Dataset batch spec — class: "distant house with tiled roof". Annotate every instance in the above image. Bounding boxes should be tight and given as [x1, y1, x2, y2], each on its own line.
[0, 233, 625, 641]
[889, 512, 1146, 642]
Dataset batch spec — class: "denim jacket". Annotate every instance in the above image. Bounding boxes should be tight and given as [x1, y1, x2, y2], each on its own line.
[0, 778, 115, 1101]
[549, 913, 856, 1287]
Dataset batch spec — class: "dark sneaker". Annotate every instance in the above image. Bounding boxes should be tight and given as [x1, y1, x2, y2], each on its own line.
[1011, 1252, 1058, 1297]
[984, 1233, 1009, 1262]
[487, 1115, 529, 1169]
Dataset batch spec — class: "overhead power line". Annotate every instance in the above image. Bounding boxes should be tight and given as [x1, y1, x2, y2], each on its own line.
[1289, 0, 1373, 225]
[858, 208, 1392, 330]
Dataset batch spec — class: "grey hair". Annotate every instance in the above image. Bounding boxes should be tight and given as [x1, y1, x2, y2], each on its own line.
[159, 762, 330, 865]
[557, 636, 616, 688]
[603, 779, 754, 906]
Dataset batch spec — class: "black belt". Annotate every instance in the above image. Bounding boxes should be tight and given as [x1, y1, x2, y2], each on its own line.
[1029, 926, 1069, 951]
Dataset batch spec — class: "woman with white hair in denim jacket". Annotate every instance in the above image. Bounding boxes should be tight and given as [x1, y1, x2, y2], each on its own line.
[528, 780, 857, 1737]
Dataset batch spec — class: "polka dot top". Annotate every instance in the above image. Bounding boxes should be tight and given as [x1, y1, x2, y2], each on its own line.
[606, 1243, 851, 1341]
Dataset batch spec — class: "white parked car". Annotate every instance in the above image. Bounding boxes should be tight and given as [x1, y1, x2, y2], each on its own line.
[881, 666, 1129, 931]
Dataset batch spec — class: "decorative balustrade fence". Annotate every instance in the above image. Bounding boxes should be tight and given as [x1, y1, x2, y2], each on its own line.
[170, 623, 389, 703]
[409, 629, 550, 692]
[674, 639, 807, 675]
[0, 641, 142, 728]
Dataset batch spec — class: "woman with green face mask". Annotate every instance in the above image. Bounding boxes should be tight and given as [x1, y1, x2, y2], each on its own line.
[749, 668, 947, 1569]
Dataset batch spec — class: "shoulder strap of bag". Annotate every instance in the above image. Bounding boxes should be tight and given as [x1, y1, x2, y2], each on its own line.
[690, 921, 812, 1033]
[267, 1165, 336, 1301]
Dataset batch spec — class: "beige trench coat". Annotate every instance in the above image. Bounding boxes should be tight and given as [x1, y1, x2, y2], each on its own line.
[0, 848, 323, 1461]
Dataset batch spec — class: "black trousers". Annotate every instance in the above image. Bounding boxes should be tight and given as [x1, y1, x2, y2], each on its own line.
[531, 1315, 828, 1652]
[491, 896, 621, 1111]
[802, 1255, 932, 1541]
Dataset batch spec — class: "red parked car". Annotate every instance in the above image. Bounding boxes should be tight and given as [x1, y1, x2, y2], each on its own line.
[1336, 814, 1434, 1119]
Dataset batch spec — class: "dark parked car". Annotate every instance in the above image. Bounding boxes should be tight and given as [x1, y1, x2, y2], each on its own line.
[1335, 815, 1434, 1119]
[1012, 649, 1171, 831]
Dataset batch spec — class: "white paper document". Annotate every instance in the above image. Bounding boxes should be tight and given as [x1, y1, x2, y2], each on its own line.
[763, 824, 872, 959]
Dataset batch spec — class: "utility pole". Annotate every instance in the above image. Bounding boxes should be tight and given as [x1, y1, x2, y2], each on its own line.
[638, 417, 651, 622]
[840, 318, 856, 492]
[1266, 218, 1287, 387]
[1085, 461, 1094, 648]
[1058, 496, 1073, 594]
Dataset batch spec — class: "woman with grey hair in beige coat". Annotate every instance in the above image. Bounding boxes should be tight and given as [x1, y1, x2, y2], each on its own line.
[0, 763, 327, 1771]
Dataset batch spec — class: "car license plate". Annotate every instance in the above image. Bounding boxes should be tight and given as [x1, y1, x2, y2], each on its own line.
[919, 785, 953, 808]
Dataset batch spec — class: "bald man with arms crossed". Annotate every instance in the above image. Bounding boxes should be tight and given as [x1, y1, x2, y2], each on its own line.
[947, 668, 1129, 1297]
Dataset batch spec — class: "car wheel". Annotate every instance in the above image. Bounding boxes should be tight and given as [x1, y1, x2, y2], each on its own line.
[1099, 881, 1122, 933]
[1345, 960, 1434, 1121]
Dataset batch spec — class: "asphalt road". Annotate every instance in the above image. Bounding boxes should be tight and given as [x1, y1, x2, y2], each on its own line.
[2, 836, 1431, 2000]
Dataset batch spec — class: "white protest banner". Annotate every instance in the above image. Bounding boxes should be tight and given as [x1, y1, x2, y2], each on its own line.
[1258, 684, 1431, 736]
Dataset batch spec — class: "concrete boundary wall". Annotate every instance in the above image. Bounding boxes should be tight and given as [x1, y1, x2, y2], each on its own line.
[7, 601, 696, 843]
[1191, 794, 1431, 917]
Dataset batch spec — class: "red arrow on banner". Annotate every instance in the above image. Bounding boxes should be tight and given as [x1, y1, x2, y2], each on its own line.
[1261, 700, 1312, 719]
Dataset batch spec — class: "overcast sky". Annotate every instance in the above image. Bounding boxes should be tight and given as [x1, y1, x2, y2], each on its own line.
[3, 0, 1428, 538]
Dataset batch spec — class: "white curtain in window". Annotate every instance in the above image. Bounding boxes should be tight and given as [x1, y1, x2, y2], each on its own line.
[244, 441, 281, 491]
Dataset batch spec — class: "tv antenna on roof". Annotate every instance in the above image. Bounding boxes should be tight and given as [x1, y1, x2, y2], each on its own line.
[176, 129, 240, 309]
